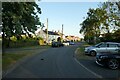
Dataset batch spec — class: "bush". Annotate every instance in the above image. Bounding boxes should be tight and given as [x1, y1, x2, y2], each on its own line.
[3, 38, 39, 48]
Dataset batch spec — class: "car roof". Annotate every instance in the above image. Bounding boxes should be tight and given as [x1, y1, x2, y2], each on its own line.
[103, 42, 120, 44]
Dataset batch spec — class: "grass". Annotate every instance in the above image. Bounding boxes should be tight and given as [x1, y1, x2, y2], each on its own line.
[2, 51, 34, 70]
[75, 42, 92, 60]
[2, 45, 50, 70]
[21, 45, 50, 49]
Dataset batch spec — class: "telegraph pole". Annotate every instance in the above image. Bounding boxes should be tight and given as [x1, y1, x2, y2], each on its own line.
[46, 18, 48, 44]
[62, 24, 63, 40]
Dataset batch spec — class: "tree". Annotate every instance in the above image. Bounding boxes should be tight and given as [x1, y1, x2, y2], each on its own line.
[102, 2, 120, 30]
[80, 8, 107, 43]
[100, 2, 120, 42]
[57, 37, 61, 42]
[2, 2, 41, 47]
[113, 29, 120, 42]
[80, 1, 120, 43]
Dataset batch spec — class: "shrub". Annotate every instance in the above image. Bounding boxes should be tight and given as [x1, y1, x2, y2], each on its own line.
[3, 38, 39, 48]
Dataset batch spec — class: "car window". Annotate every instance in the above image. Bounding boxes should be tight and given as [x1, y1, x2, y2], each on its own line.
[98, 44, 107, 47]
[118, 44, 120, 47]
[95, 43, 103, 47]
[109, 44, 118, 47]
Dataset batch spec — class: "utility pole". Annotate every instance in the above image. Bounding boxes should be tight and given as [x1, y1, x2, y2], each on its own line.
[62, 24, 63, 39]
[46, 18, 48, 44]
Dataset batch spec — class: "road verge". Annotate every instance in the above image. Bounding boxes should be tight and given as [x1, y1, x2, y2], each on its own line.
[2, 45, 50, 77]
[74, 42, 91, 60]
[74, 42, 102, 78]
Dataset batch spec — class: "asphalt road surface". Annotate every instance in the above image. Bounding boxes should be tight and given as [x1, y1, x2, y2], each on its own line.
[2, 42, 120, 79]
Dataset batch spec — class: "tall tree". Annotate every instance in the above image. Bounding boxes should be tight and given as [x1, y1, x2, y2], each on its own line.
[80, 8, 107, 43]
[2, 2, 41, 47]
[80, 1, 120, 43]
[102, 2, 120, 31]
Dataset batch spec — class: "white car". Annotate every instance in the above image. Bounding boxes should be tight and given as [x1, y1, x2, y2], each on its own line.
[63, 41, 69, 46]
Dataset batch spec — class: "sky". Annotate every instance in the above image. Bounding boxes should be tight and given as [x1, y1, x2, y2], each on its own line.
[37, 2, 100, 38]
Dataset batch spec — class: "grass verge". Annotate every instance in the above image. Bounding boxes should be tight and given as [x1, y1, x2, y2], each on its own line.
[2, 45, 50, 70]
[75, 42, 92, 60]
[3, 51, 34, 70]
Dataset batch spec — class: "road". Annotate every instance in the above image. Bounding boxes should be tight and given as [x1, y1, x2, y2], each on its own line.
[2, 42, 120, 79]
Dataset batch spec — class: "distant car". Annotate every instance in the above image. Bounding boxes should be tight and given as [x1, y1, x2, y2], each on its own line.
[65, 41, 75, 45]
[52, 42, 58, 47]
[85, 42, 120, 56]
[96, 52, 120, 70]
[69, 41, 75, 45]
[58, 42, 64, 47]
[52, 41, 64, 47]
[63, 41, 69, 46]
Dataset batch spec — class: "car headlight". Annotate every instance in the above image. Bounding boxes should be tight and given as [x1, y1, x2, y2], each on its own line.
[85, 48, 88, 51]
[99, 56, 108, 59]
[85, 48, 90, 51]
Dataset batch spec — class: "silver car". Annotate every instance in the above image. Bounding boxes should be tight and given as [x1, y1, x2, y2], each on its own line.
[85, 42, 120, 56]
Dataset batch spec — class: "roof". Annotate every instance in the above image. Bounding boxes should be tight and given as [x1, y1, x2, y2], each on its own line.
[44, 30, 59, 35]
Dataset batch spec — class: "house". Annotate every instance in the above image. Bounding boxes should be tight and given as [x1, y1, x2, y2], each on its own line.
[36, 29, 60, 44]
[36, 29, 46, 40]
[44, 30, 60, 43]
[64, 35, 81, 41]
[74, 36, 81, 41]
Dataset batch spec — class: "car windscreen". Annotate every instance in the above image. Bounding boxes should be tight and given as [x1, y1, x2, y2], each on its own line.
[95, 43, 103, 47]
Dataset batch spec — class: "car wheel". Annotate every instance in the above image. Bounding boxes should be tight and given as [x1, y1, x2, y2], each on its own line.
[90, 51, 96, 56]
[108, 59, 119, 70]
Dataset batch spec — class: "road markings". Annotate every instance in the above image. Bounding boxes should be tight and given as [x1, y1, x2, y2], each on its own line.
[74, 58, 103, 78]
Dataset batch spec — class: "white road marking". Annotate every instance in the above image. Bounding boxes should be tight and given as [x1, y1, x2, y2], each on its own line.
[74, 58, 103, 78]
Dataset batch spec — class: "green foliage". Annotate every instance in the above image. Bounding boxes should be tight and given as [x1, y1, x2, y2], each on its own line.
[102, 2, 120, 28]
[3, 38, 39, 48]
[80, 1, 120, 43]
[100, 29, 120, 42]
[80, 8, 107, 43]
[10, 36, 17, 41]
[2, 2, 41, 47]
[37, 37, 43, 40]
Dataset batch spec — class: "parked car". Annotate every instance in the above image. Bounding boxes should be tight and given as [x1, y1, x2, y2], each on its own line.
[69, 41, 75, 45]
[96, 52, 120, 70]
[52, 41, 64, 47]
[85, 42, 120, 56]
[63, 41, 69, 46]
[65, 41, 75, 45]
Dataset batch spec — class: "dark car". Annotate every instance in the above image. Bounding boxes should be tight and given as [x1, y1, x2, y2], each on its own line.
[51, 41, 64, 47]
[96, 52, 120, 69]
[69, 41, 75, 45]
